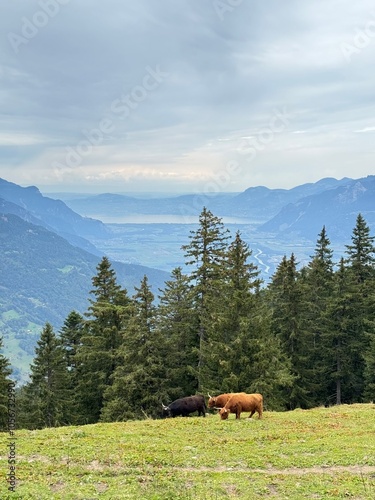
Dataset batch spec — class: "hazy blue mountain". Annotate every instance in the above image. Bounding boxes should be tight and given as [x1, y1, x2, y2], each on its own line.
[224, 177, 352, 220]
[0, 178, 110, 243]
[60, 192, 235, 219]
[0, 196, 101, 255]
[260, 176, 375, 241]
[0, 213, 169, 382]
[59, 177, 353, 222]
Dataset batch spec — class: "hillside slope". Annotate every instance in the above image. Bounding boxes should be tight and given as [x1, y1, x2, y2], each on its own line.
[0, 178, 110, 250]
[260, 175, 375, 241]
[0, 404, 374, 499]
[0, 214, 169, 381]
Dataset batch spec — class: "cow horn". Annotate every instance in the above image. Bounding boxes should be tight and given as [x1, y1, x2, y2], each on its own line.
[162, 403, 168, 410]
[208, 393, 212, 398]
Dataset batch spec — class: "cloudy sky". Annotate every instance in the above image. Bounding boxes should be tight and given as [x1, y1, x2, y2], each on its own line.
[1, 0, 375, 193]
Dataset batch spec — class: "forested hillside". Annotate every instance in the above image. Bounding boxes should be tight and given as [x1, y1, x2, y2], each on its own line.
[0, 214, 169, 381]
[7, 208, 374, 429]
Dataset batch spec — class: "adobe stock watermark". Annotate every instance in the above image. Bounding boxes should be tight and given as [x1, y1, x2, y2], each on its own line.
[178, 160, 243, 220]
[236, 106, 292, 163]
[212, 0, 243, 21]
[8, 0, 71, 55]
[52, 65, 169, 171]
[179, 106, 292, 220]
[340, 11, 375, 62]
[7, 381, 17, 492]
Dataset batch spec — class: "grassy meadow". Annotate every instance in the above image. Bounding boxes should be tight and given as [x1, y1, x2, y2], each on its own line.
[1, 403, 375, 499]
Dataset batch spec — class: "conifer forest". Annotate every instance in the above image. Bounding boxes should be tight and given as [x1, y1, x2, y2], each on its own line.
[1, 209, 374, 430]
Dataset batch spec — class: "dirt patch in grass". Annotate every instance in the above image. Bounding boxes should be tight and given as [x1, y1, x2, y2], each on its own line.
[179, 465, 375, 475]
[11, 455, 375, 476]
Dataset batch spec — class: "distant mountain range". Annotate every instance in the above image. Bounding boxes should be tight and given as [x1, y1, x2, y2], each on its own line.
[1, 175, 374, 381]
[57, 176, 354, 222]
[55, 176, 374, 244]
[259, 176, 375, 241]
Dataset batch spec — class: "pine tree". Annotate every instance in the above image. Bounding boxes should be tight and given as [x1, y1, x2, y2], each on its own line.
[269, 254, 312, 408]
[322, 259, 362, 404]
[345, 213, 375, 283]
[300, 226, 335, 406]
[205, 231, 261, 392]
[182, 207, 230, 391]
[363, 258, 375, 401]
[75, 257, 131, 424]
[60, 310, 84, 424]
[344, 215, 375, 401]
[364, 307, 375, 401]
[60, 310, 84, 372]
[17, 323, 69, 429]
[101, 276, 168, 421]
[0, 337, 12, 431]
[155, 267, 198, 399]
[234, 297, 295, 410]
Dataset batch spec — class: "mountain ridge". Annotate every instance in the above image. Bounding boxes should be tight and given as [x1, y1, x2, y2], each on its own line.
[56, 177, 354, 222]
[260, 175, 375, 241]
[0, 178, 110, 249]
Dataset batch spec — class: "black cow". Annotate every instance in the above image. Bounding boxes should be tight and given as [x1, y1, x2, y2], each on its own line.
[162, 395, 206, 418]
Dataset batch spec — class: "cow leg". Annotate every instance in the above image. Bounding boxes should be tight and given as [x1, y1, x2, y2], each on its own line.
[249, 410, 255, 418]
[236, 404, 241, 419]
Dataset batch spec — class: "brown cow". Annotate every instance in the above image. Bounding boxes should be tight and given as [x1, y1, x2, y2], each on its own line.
[219, 393, 263, 420]
[207, 392, 246, 409]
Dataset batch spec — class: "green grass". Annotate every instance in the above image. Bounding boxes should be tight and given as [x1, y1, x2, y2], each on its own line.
[58, 265, 75, 274]
[1, 404, 375, 499]
[1, 310, 20, 321]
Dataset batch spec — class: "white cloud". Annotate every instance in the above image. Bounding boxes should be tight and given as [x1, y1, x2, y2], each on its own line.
[0, 133, 46, 146]
[354, 126, 375, 133]
[0, 0, 374, 192]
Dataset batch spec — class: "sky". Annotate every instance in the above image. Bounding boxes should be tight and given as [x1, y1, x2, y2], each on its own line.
[1, 0, 375, 194]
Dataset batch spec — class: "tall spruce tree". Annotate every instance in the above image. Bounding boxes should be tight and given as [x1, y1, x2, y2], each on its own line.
[17, 323, 69, 429]
[314, 217, 375, 405]
[363, 248, 375, 401]
[322, 259, 361, 404]
[300, 226, 335, 406]
[182, 207, 230, 391]
[101, 276, 168, 421]
[233, 296, 295, 410]
[60, 311, 84, 424]
[75, 257, 131, 424]
[364, 297, 375, 401]
[0, 337, 12, 431]
[155, 267, 198, 399]
[205, 231, 261, 392]
[269, 254, 312, 408]
[332, 214, 375, 402]
[345, 213, 375, 283]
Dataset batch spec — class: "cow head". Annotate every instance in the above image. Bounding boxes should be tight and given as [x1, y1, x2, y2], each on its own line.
[161, 403, 171, 418]
[219, 407, 229, 420]
[207, 395, 217, 408]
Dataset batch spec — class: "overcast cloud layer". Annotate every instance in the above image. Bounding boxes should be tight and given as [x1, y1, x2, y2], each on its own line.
[1, 0, 375, 193]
